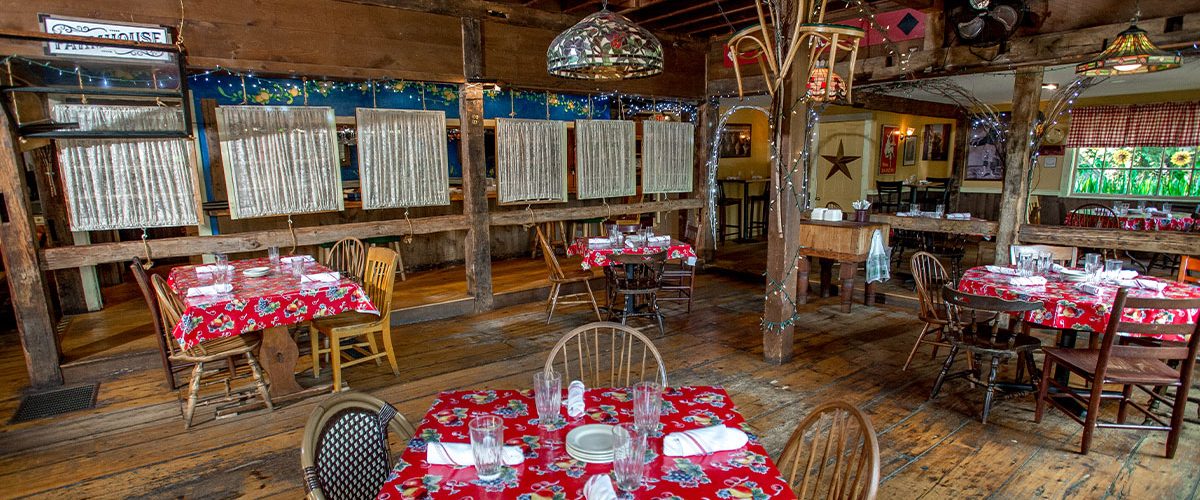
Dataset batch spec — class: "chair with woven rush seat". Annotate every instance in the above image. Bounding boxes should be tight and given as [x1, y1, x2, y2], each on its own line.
[1009, 244, 1078, 267]
[545, 321, 667, 388]
[930, 285, 1044, 424]
[776, 400, 880, 500]
[130, 258, 192, 390]
[537, 225, 602, 324]
[150, 275, 273, 428]
[301, 391, 415, 500]
[1034, 288, 1200, 458]
[311, 246, 400, 392]
[604, 251, 668, 336]
[659, 215, 701, 312]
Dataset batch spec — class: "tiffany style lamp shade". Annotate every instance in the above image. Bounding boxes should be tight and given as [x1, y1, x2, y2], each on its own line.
[1076, 24, 1181, 76]
[547, 9, 664, 81]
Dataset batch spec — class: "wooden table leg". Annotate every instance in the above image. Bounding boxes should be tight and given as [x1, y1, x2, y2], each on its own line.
[865, 280, 877, 306]
[260, 325, 305, 397]
[819, 258, 834, 298]
[797, 256, 810, 305]
[839, 261, 856, 313]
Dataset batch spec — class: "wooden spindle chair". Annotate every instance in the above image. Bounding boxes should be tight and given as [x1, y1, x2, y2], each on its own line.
[150, 275, 273, 428]
[325, 237, 367, 282]
[905, 252, 955, 371]
[1180, 255, 1200, 420]
[1035, 288, 1200, 458]
[545, 322, 667, 388]
[130, 258, 192, 390]
[311, 246, 400, 392]
[301, 391, 415, 500]
[537, 225, 603, 324]
[777, 400, 880, 500]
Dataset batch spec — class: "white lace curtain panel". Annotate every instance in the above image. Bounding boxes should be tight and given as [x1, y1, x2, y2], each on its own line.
[641, 120, 695, 194]
[216, 106, 344, 219]
[496, 118, 568, 204]
[356, 109, 450, 209]
[52, 104, 199, 231]
[575, 120, 636, 200]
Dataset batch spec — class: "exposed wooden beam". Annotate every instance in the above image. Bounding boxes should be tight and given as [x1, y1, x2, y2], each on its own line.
[0, 111, 62, 387]
[995, 67, 1042, 265]
[689, 14, 761, 36]
[845, 92, 965, 119]
[461, 17, 494, 313]
[489, 198, 702, 226]
[639, 1, 721, 24]
[561, 0, 601, 14]
[869, 214, 998, 236]
[1019, 225, 1200, 255]
[618, 0, 674, 15]
[658, 4, 756, 31]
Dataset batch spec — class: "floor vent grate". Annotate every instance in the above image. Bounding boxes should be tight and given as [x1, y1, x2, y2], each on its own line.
[11, 383, 99, 423]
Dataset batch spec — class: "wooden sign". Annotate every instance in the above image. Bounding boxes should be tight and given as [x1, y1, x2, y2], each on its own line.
[40, 15, 173, 61]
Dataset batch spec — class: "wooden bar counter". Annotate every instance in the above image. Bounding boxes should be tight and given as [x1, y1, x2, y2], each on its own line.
[797, 219, 889, 312]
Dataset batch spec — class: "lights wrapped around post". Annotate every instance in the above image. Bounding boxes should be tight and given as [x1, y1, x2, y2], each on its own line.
[1075, 24, 1181, 76]
[547, 9, 663, 81]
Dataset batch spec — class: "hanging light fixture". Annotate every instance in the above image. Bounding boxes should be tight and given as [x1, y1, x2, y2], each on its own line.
[546, 1, 663, 81]
[1076, 7, 1181, 76]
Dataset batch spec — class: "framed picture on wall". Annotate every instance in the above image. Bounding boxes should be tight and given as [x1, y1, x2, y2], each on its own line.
[879, 125, 898, 174]
[966, 114, 1007, 180]
[922, 123, 951, 161]
[902, 138, 917, 166]
[719, 124, 752, 158]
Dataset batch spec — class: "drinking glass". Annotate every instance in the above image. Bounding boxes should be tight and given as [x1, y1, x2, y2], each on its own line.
[470, 415, 504, 481]
[1163, 202, 1173, 215]
[1137, 200, 1147, 211]
[1105, 259, 1124, 281]
[213, 253, 230, 286]
[1038, 251, 1053, 273]
[1017, 252, 1034, 277]
[612, 423, 647, 492]
[632, 381, 662, 434]
[934, 204, 945, 218]
[1084, 253, 1102, 281]
[533, 370, 561, 430]
[909, 203, 920, 214]
[290, 257, 306, 278]
[268, 246, 280, 267]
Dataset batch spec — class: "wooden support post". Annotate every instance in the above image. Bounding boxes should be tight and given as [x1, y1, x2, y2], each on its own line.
[460, 17, 493, 312]
[994, 66, 1043, 265]
[27, 147, 87, 314]
[0, 113, 63, 387]
[950, 114, 969, 212]
[692, 97, 718, 262]
[762, 60, 810, 365]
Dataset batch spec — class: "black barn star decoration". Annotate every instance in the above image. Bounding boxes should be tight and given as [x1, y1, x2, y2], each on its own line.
[822, 140, 860, 180]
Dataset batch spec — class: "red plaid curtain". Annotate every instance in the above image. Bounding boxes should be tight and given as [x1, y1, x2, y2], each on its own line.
[1065, 101, 1200, 148]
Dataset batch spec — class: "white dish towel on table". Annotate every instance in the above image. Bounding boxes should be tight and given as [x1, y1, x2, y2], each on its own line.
[187, 284, 232, 297]
[566, 380, 586, 418]
[663, 424, 749, 456]
[584, 474, 617, 500]
[425, 442, 524, 466]
[866, 229, 890, 284]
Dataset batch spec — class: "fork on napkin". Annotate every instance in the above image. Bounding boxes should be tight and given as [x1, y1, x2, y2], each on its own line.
[1009, 276, 1047, 286]
[300, 272, 341, 283]
[985, 265, 1020, 276]
[425, 442, 524, 466]
[663, 424, 749, 456]
[187, 284, 232, 297]
[280, 255, 314, 264]
[1118, 278, 1168, 292]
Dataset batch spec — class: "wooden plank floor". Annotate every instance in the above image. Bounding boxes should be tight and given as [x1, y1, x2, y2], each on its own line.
[1, 271, 1198, 498]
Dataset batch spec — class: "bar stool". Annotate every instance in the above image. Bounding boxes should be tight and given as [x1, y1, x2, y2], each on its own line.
[716, 180, 742, 242]
[747, 181, 770, 238]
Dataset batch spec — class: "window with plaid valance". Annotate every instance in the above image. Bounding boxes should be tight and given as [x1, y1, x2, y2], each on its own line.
[1066, 101, 1200, 148]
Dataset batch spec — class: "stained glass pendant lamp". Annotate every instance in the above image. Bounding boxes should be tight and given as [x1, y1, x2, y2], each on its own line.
[547, 0, 663, 81]
[1076, 14, 1181, 76]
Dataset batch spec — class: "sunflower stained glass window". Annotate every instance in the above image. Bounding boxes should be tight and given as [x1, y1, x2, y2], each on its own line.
[1072, 146, 1200, 198]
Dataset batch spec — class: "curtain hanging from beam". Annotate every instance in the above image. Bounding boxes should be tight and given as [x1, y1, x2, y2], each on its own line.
[52, 104, 199, 231]
[1066, 101, 1200, 148]
[216, 106, 343, 219]
[496, 118, 568, 204]
[641, 120, 695, 194]
[356, 109, 450, 209]
[575, 120, 636, 200]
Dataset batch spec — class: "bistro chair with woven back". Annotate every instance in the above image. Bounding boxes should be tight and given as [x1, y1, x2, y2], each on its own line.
[536, 225, 602, 324]
[659, 213, 702, 312]
[776, 400, 880, 500]
[930, 285, 1044, 424]
[148, 273, 273, 428]
[604, 251, 668, 336]
[301, 390, 416, 500]
[545, 321, 667, 388]
[310, 246, 401, 392]
[1035, 287, 1200, 458]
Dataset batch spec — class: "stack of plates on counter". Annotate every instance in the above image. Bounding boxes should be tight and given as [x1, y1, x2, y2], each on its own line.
[1058, 269, 1087, 282]
[565, 424, 614, 464]
[242, 266, 271, 278]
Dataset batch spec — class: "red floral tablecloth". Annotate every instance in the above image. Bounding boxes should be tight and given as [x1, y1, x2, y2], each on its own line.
[566, 238, 697, 270]
[166, 257, 378, 350]
[377, 386, 796, 500]
[958, 266, 1200, 340]
[1065, 209, 1197, 232]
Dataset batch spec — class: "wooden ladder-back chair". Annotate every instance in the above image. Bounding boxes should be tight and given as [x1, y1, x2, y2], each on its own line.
[931, 285, 1044, 424]
[545, 322, 667, 388]
[777, 400, 880, 500]
[301, 391, 415, 500]
[326, 237, 368, 282]
[660, 215, 701, 312]
[150, 275, 273, 428]
[1035, 288, 1200, 458]
[537, 225, 602, 324]
[130, 258, 192, 390]
[1009, 244, 1078, 267]
[311, 246, 400, 392]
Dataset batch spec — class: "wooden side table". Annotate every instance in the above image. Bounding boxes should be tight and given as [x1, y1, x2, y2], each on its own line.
[796, 220, 889, 313]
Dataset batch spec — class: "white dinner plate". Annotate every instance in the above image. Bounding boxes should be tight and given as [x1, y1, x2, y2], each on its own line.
[566, 446, 613, 464]
[242, 266, 270, 277]
[566, 424, 614, 456]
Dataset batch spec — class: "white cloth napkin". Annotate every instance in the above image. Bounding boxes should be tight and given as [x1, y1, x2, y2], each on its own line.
[663, 424, 749, 456]
[1075, 282, 1104, 295]
[1115, 270, 1139, 280]
[1009, 276, 1047, 286]
[566, 380, 586, 418]
[587, 237, 609, 245]
[194, 264, 231, 274]
[186, 284, 232, 297]
[945, 212, 972, 220]
[1118, 278, 1168, 292]
[584, 474, 617, 500]
[647, 236, 671, 246]
[280, 255, 314, 264]
[1051, 263, 1069, 273]
[300, 272, 341, 283]
[985, 265, 1020, 276]
[425, 442, 524, 467]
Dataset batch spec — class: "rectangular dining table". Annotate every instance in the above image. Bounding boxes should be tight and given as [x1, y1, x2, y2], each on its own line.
[377, 385, 796, 499]
[167, 256, 379, 398]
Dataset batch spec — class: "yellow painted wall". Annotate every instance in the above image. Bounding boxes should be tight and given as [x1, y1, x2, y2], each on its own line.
[716, 107, 772, 180]
[869, 112, 957, 184]
[813, 120, 871, 209]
